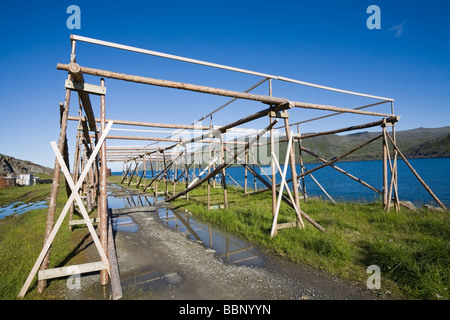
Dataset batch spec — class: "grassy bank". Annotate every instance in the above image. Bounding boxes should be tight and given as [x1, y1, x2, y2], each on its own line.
[0, 178, 93, 300]
[114, 175, 449, 300]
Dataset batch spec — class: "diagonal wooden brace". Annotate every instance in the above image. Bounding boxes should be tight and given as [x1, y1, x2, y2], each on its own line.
[18, 121, 113, 298]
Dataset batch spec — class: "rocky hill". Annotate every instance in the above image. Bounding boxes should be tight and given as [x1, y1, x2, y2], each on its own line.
[0, 154, 53, 177]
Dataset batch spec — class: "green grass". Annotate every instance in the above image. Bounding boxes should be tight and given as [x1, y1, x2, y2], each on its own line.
[0, 183, 52, 206]
[2, 174, 448, 300]
[0, 178, 93, 300]
[121, 175, 449, 300]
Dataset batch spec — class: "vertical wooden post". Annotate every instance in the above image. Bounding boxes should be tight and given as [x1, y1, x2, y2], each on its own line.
[184, 148, 189, 201]
[85, 149, 93, 213]
[244, 149, 248, 195]
[173, 146, 178, 195]
[296, 124, 307, 201]
[212, 149, 216, 188]
[163, 151, 169, 196]
[283, 117, 302, 228]
[382, 121, 389, 211]
[88, 150, 95, 212]
[38, 83, 72, 294]
[270, 115, 277, 218]
[220, 133, 228, 209]
[99, 78, 109, 286]
[207, 118, 212, 209]
[269, 79, 276, 217]
[155, 153, 159, 198]
[391, 102, 400, 212]
[69, 110, 82, 230]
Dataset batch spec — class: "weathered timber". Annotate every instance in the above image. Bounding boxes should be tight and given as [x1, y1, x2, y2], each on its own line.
[90, 134, 180, 142]
[68, 115, 209, 130]
[165, 121, 277, 202]
[38, 262, 106, 281]
[385, 132, 447, 210]
[297, 116, 400, 140]
[38, 87, 72, 294]
[143, 151, 184, 191]
[66, 62, 97, 131]
[99, 78, 109, 286]
[57, 63, 396, 118]
[242, 163, 324, 233]
[107, 209, 123, 300]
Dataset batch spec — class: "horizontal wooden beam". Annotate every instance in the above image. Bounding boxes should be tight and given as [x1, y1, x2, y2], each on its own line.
[57, 63, 396, 118]
[68, 218, 99, 226]
[89, 134, 180, 142]
[70, 34, 394, 101]
[68, 115, 209, 130]
[296, 116, 400, 140]
[65, 80, 106, 95]
[38, 261, 106, 280]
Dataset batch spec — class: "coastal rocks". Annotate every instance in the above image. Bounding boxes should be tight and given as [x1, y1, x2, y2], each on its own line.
[422, 204, 445, 212]
[0, 154, 53, 177]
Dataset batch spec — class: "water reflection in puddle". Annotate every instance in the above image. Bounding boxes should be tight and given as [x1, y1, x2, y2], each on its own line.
[112, 216, 138, 233]
[155, 207, 266, 267]
[107, 184, 157, 233]
[0, 201, 48, 220]
[106, 183, 265, 267]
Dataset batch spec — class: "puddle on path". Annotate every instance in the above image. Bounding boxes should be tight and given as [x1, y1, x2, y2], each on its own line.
[107, 183, 266, 268]
[155, 207, 266, 268]
[107, 183, 160, 233]
[0, 200, 48, 220]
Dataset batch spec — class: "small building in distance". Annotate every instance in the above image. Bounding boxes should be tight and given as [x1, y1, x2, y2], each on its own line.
[0, 176, 16, 189]
[16, 174, 39, 186]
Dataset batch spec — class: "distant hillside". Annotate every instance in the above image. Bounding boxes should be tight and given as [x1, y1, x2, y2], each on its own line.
[236, 125, 450, 164]
[294, 126, 450, 163]
[0, 154, 53, 177]
[137, 126, 450, 170]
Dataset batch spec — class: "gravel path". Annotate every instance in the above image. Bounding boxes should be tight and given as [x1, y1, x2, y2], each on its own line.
[108, 207, 379, 300]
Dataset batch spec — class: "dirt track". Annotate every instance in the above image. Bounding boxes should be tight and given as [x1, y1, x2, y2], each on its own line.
[69, 198, 380, 301]
[111, 208, 380, 300]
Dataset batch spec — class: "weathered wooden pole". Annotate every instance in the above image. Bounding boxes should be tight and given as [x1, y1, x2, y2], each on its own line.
[296, 124, 307, 201]
[382, 122, 389, 211]
[57, 63, 396, 118]
[166, 121, 277, 202]
[283, 117, 302, 228]
[121, 161, 131, 184]
[99, 78, 109, 286]
[184, 148, 189, 201]
[84, 149, 93, 213]
[69, 110, 83, 230]
[127, 161, 138, 186]
[164, 151, 168, 196]
[37, 81, 72, 294]
[207, 118, 212, 209]
[244, 150, 248, 195]
[270, 115, 277, 218]
[390, 102, 400, 212]
[385, 132, 447, 210]
[220, 134, 228, 209]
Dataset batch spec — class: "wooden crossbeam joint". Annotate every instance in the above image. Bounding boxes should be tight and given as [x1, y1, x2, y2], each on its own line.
[65, 79, 107, 95]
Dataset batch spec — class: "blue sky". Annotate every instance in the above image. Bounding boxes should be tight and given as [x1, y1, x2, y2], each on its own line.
[0, 0, 449, 170]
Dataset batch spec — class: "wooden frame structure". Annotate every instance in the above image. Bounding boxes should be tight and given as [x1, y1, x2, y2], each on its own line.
[19, 35, 447, 298]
